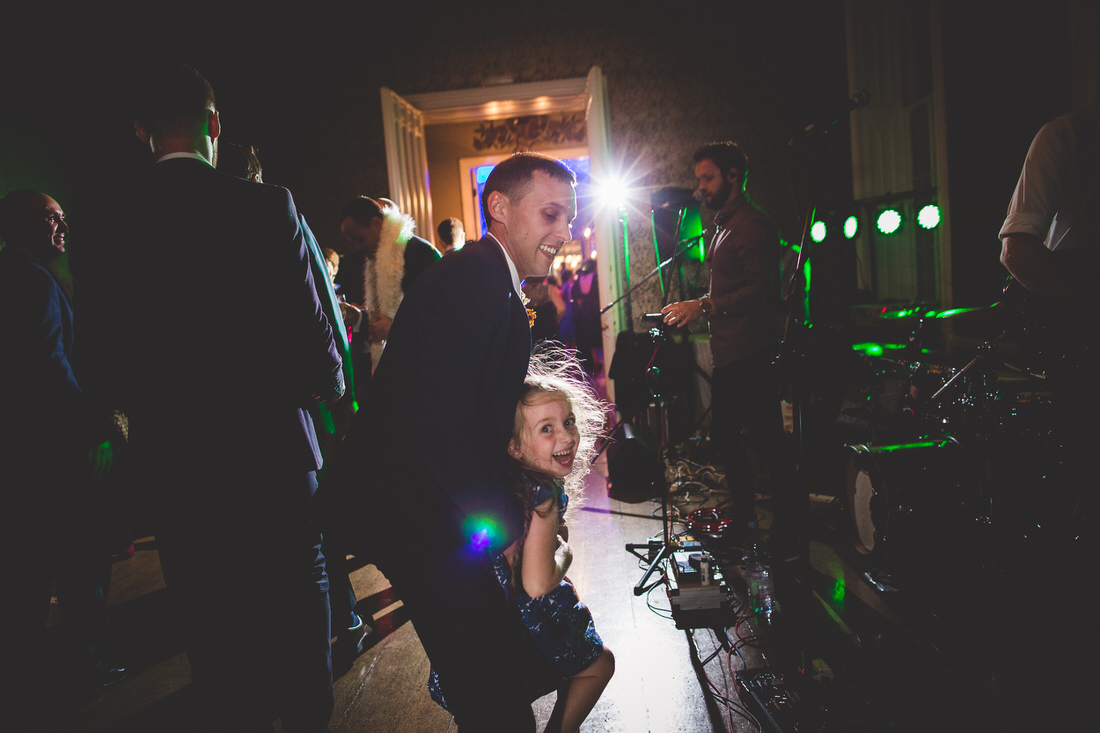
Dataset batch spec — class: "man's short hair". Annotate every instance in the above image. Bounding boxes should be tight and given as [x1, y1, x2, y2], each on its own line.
[217, 143, 263, 181]
[340, 196, 383, 225]
[481, 152, 576, 226]
[693, 141, 748, 188]
[436, 217, 463, 246]
[134, 61, 216, 138]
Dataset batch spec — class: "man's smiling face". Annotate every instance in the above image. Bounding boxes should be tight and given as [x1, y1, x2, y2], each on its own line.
[494, 170, 576, 280]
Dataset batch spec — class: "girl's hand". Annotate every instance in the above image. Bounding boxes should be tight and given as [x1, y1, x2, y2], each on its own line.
[554, 535, 573, 577]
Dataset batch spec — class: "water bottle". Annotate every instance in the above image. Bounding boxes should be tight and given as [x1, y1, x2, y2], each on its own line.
[745, 533, 778, 622]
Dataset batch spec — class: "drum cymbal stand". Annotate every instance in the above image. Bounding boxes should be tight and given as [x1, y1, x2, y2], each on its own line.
[928, 331, 1006, 406]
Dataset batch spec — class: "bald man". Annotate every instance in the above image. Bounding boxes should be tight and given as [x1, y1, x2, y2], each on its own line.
[0, 190, 120, 720]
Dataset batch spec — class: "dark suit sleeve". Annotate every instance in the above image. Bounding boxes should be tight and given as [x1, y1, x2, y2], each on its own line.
[402, 237, 441, 295]
[301, 214, 352, 391]
[269, 190, 344, 403]
[392, 254, 526, 550]
[21, 269, 82, 399]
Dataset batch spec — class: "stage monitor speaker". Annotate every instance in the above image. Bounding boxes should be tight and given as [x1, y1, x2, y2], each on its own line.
[607, 422, 663, 503]
[608, 330, 696, 440]
[608, 330, 651, 421]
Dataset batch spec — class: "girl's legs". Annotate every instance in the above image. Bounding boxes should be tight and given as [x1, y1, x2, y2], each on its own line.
[545, 648, 615, 733]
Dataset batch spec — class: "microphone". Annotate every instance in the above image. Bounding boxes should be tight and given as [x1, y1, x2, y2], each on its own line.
[692, 189, 706, 203]
[802, 89, 871, 135]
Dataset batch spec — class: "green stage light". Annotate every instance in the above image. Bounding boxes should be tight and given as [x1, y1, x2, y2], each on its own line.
[877, 209, 902, 234]
[810, 220, 826, 243]
[843, 215, 859, 239]
[918, 204, 941, 229]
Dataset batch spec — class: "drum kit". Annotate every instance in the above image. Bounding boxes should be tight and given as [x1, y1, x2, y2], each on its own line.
[839, 298, 1067, 566]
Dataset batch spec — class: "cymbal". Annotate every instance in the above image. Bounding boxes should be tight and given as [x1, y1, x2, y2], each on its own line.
[877, 302, 1002, 321]
[877, 304, 935, 320]
[929, 303, 1003, 320]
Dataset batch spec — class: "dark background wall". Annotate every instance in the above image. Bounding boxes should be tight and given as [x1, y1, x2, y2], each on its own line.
[941, 1, 1078, 307]
[1, 2, 844, 300]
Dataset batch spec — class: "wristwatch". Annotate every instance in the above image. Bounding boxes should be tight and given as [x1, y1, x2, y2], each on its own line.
[699, 297, 713, 317]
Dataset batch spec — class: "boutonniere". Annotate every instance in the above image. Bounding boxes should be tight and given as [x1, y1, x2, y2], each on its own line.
[521, 292, 536, 328]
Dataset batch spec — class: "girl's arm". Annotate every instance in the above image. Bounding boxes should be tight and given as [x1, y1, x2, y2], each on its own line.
[520, 497, 573, 598]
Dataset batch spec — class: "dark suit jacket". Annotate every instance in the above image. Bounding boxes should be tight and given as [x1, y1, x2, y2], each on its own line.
[301, 214, 355, 435]
[334, 236, 530, 559]
[121, 158, 342, 512]
[0, 247, 100, 465]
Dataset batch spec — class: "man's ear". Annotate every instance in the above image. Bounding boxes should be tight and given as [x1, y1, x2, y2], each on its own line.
[487, 190, 508, 225]
[134, 120, 150, 147]
[725, 168, 740, 186]
[205, 109, 220, 141]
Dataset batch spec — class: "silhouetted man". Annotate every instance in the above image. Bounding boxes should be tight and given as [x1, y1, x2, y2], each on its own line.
[218, 141, 372, 663]
[123, 62, 343, 732]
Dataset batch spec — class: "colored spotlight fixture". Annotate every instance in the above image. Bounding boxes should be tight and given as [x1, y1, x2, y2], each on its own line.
[876, 209, 902, 234]
[843, 215, 859, 239]
[917, 204, 941, 229]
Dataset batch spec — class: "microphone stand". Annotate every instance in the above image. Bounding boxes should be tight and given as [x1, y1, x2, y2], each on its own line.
[623, 320, 678, 596]
[601, 233, 705, 318]
[777, 126, 832, 679]
[607, 204, 701, 595]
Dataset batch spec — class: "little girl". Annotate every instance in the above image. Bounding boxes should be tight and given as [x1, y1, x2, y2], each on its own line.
[430, 346, 615, 733]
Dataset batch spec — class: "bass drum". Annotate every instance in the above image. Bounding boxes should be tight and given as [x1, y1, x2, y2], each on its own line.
[844, 438, 979, 557]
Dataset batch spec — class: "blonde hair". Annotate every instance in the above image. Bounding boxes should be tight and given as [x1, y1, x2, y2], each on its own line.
[512, 343, 606, 518]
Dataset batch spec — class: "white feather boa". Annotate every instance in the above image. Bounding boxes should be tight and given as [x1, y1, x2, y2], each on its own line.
[362, 205, 416, 370]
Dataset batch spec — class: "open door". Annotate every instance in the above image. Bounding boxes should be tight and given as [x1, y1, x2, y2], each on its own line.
[380, 87, 434, 240]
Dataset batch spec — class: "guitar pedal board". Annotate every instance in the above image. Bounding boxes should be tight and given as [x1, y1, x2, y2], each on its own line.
[736, 667, 825, 733]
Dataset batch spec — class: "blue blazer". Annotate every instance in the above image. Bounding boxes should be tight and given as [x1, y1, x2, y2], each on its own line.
[0, 247, 98, 457]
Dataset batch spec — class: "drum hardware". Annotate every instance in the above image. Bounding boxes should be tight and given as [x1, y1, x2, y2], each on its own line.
[844, 437, 985, 558]
[843, 293, 1081, 570]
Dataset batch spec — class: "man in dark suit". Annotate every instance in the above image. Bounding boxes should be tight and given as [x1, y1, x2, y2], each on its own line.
[122, 62, 343, 732]
[0, 190, 119, 723]
[330, 153, 576, 730]
[217, 141, 373, 661]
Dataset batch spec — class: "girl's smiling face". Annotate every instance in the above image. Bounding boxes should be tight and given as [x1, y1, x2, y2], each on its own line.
[513, 394, 578, 479]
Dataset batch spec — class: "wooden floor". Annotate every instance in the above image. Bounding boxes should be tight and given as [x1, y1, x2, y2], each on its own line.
[37, 446, 1081, 732]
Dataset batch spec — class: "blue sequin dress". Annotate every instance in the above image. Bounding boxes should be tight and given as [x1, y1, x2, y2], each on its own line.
[428, 482, 604, 708]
